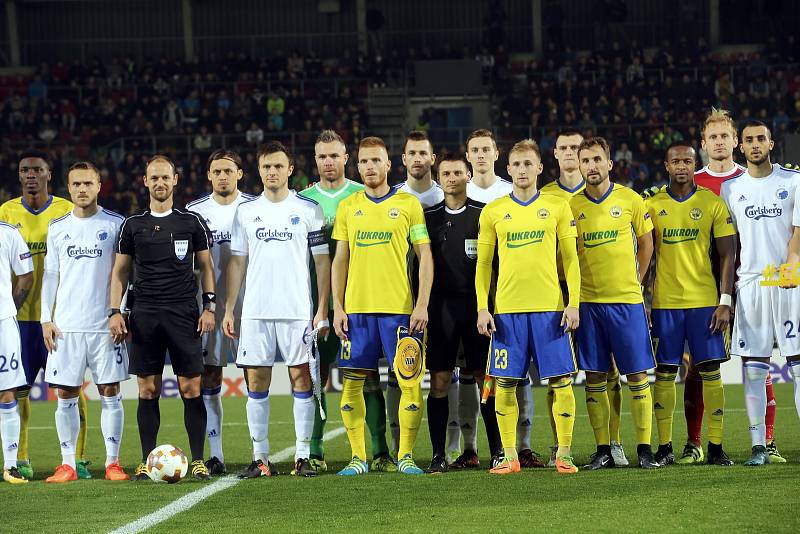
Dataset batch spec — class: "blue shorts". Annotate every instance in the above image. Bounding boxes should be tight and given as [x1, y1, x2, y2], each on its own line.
[338, 313, 409, 371]
[18, 321, 48, 386]
[576, 303, 655, 375]
[488, 312, 576, 379]
[651, 307, 728, 366]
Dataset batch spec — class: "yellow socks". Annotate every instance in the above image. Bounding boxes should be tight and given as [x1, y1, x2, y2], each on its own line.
[546, 384, 558, 446]
[628, 377, 653, 446]
[77, 389, 89, 459]
[495, 378, 519, 459]
[16, 389, 30, 461]
[551, 377, 575, 456]
[653, 370, 677, 445]
[397, 383, 423, 459]
[585, 380, 610, 446]
[700, 369, 725, 445]
[607, 369, 622, 443]
[340, 371, 367, 461]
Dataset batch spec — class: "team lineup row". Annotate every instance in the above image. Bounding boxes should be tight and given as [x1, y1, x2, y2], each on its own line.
[0, 108, 798, 484]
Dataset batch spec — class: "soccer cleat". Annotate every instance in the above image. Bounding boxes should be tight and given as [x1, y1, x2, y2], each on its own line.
[191, 460, 211, 481]
[3, 467, 28, 484]
[489, 457, 521, 475]
[238, 460, 276, 478]
[655, 442, 675, 466]
[205, 457, 226, 475]
[337, 457, 369, 476]
[104, 462, 129, 481]
[744, 445, 770, 466]
[555, 456, 579, 474]
[490, 453, 504, 469]
[16, 460, 33, 480]
[610, 441, 629, 467]
[675, 442, 704, 464]
[706, 444, 734, 466]
[309, 457, 328, 473]
[766, 441, 787, 463]
[584, 449, 615, 470]
[637, 446, 661, 469]
[518, 449, 546, 468]
[291, 458, 317, 477]
[449, 450, 480, 469]
[131, 463, 150, 481]
[427, 455, 448, 473]
[547, 445, 558, 468]
[398, 454, 424, 475]
[46, 464, 78, 483]
[370, 453, 397, 472]
[76, 459, 92, 479]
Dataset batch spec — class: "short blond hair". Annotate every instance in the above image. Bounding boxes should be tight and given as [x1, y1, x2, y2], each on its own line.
[701, 108, 737, 139]
[508, 139, 542, 160]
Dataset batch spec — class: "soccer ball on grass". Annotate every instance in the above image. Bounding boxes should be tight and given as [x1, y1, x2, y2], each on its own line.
[147, 444, 189, 483]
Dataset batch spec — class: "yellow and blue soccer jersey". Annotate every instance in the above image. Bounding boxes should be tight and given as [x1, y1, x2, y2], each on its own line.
[332, 188, 429, 314]
[0, 195, 73, 321]
[646, 186, 735, 309]
[570, 183, 653, 304]
[477, 192, 578, 313]
[541, 178, 585, 281]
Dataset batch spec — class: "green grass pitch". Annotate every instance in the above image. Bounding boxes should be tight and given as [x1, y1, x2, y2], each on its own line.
[1, 384, 798, 533]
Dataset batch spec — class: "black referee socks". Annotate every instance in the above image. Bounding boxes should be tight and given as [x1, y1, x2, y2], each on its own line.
[137, 397, 161, 462]
[480, 396, 503, 458]
[427, 394, 449, 458]
[182, 395, 208, 462]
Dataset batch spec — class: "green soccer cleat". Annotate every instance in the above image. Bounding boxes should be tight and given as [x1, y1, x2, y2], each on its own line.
[744, 445, 770, 466]
[766, 441, 787, 463]
[370, 453, 397, 472]
[76, 459, 92, 479]
[398, 454, 424, 475]
[337, 457, 369, 476]
[16, 460, 33, 480]
[675, 442, 704, 465]
[309, 458, 328, 473]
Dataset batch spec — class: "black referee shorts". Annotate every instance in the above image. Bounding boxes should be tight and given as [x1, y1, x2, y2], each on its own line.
[129, 300, 204, 376]
[426, 295, 488, 373]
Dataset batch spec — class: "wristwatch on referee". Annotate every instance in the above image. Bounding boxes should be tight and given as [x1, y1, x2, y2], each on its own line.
[202, 292, 216, 314]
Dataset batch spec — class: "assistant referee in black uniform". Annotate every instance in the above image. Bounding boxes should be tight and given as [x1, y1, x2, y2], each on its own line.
[109, 155, 216, 481]
[423, 153, 502, 472]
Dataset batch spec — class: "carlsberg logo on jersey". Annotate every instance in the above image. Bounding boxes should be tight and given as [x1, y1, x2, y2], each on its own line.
[355, 230, 393, 247]
[506, 230, 544, 248]
[213, 230, 232, 244]
[255, 228, 293, 242]
[662, 228, 700, 244]
[582, 230, 619, 248]
[66, 245, 103, 259]
[744, 204, 783, 220]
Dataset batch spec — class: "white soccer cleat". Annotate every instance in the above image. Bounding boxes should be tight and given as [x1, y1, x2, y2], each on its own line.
[611, 441, 629, 467]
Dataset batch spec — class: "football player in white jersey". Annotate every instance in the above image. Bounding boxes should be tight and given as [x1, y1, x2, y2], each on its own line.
[223, 141, 330, 478]
[0, 221, 33, 484]
[719, 121, 800, 465]
[398, 130, 444, 209]
[465, 129, 513, 203]
[40, 162, 130, 482]
[186, 150, 256, 476]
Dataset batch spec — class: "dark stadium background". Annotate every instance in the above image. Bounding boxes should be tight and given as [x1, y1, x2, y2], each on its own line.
[1, 0, 799, 215]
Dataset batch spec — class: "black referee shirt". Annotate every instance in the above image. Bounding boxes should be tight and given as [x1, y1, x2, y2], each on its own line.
[424, 198, 485, 297]
[117, 208, 212, 304]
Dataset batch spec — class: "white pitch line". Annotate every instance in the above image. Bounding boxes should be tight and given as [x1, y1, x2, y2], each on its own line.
[108, 426, 346, 534]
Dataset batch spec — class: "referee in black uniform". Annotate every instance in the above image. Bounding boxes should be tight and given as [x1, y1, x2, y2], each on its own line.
[109, 155, 216, 481]
[423, 153, 502, 472]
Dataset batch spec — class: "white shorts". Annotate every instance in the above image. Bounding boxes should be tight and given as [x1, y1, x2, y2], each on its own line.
[203, 327, 238, 367]
[0, 316, 26, 391]
[236, 319, 311, 367]
[732, 281, 800, 357]
[44, 332, 130, 387]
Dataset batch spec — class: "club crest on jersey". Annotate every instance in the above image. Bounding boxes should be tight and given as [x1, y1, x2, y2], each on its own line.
[744, 204, 782, 220]
[388, 208, 400, 219]
[289, 214, 301, 226]
[537, 208, 549, 219]
[609, 206, 622, 218]
[96, 230, 109, 241]
[689, 208, 703, 220]
[67, 245, 103, 259]
[174, 239, 189, 260]
[776, 188, 789, 201]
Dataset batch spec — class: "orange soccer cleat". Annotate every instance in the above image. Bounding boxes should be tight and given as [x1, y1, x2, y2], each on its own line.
[488, 457, 521, 475]
[46, 464, 78, 483]
[105, 462, 130, 481]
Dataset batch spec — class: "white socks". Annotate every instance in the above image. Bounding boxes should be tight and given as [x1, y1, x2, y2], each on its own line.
[744, 361, 769, 447]
[790, 360, 800, 420]
[100, 394, 124, 467]
[246, 390, 270, 463]
[387, 380, 401, 453]
[446, 372, 461, 456]
[293, 390, 315, 460]
[203, 387, 224, 462]
[55, 397, 80, 469]
[0, 400, 20, 470]
[516, 378, 533, 451]
[458, 375, 479, 453]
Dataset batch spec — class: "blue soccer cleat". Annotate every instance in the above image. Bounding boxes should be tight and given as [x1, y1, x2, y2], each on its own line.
[337, 457, 369, 476]
[398, 454, 424, 475]
[744, 445, 770, 466]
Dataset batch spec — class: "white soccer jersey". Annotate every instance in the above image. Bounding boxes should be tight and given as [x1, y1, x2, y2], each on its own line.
[42, 208, 124, 331]
[398, 180, 444, 208]
[0, 222, 33, 321]
[467, 175, 513, 203]
[720, 164, 800, 285]
[231, 192, 327, 320]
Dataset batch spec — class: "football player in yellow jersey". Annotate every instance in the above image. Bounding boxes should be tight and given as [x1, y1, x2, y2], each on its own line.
[0, 151, 92, 480]
[646, 142, 736, 467]
[476, 139, 581, 475]
[569, 137, 660, 470]
[332, 137, 434, 476]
